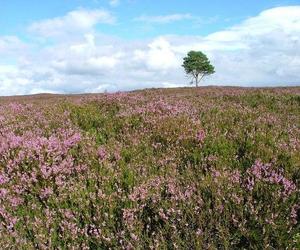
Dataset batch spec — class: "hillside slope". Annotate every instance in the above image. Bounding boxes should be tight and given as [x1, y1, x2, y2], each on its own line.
[0, 87, 299, 248]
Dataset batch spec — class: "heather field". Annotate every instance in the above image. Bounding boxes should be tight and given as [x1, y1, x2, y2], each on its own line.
[0, 87, 299, 249]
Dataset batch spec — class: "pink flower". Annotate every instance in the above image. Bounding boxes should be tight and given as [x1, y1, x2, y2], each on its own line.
[123, 208, 136, 227]
[246, 160, 296, 197]
[0, 173, 9, 185]
[40, 187, 53, 199]
[230, 170, 241, 184]
[196, 228, 203, 236]
[196, 130, 206, 143]
[97, 146, 108, 161]
[290, 204, 299, 225]
[9, 197, 23, 207]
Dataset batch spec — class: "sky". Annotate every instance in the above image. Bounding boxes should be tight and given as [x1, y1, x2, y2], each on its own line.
[0, 0, 300, 95]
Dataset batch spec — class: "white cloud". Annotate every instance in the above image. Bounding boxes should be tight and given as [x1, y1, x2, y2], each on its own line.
[133, 37, 180, 71]
[51, 54, 120, 75]
[0, 36, 28, 63]
[0, 65, 31, 96]
[134, 14, 195, 24]
[0, 5, 300, 96]
[29, 9, 115, 38]
[0, 36, 26, 53]
[49, 33, 123, 76]
[109, 0, 120, 7]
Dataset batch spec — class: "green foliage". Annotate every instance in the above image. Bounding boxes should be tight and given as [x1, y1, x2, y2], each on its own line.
[182, 51, 215, 87]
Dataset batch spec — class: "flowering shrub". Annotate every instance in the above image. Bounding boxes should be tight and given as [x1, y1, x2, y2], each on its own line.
[0, 87, 299, 248]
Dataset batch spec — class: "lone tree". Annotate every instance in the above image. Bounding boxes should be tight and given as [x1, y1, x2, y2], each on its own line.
[182, 51, 215, 87]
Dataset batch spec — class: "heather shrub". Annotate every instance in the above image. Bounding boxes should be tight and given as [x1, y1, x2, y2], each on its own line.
[0, 88, 299, 249]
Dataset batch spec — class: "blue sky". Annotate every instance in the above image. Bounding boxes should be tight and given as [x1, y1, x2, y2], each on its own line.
[1, 0, 299, 38]
[0, 0, 300, 95]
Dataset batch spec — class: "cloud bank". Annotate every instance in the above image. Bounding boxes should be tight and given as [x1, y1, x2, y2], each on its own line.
[0, 6, 299, 96]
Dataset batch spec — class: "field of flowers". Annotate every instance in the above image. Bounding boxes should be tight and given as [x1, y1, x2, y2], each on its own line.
[0, 87, 299, 249]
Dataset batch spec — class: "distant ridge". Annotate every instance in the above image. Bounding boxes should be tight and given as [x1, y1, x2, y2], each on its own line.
[0, 86, 299, 101]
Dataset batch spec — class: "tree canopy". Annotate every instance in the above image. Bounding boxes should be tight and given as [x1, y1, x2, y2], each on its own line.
[182, 51, 215, 87]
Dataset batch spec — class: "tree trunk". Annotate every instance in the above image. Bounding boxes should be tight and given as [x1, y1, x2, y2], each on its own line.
[195, 74, 205, 87]
[199, 74, 204, 83]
